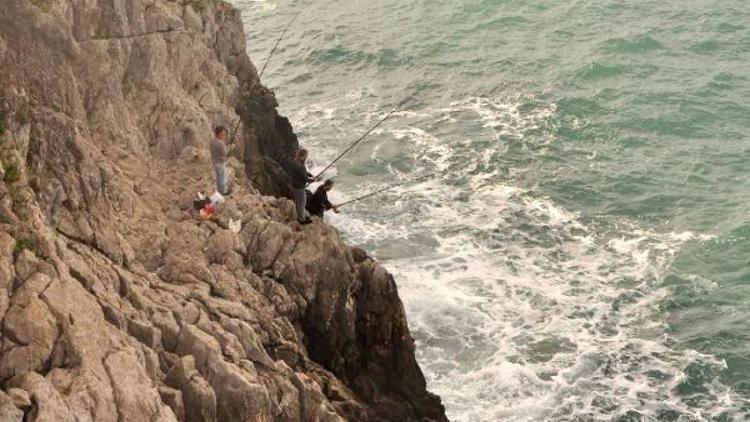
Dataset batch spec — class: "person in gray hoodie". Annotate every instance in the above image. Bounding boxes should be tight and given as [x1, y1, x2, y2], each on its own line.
[209, 126, 232, 195]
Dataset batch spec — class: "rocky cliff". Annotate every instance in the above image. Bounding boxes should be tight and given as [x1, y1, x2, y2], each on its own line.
[0, 1, 446, 421]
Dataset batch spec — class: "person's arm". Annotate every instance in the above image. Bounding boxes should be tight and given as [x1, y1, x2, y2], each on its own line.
[323, 193, 340, 213]
[306, 167, 322, 183]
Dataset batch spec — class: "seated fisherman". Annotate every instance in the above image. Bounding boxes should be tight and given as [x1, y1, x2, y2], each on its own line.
[306, 179, 339, 219]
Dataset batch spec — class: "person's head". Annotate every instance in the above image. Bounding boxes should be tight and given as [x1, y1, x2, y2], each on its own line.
[296, 148, 308, 162]
[214, 125, 226, 140]
[323, 179, 335, 191]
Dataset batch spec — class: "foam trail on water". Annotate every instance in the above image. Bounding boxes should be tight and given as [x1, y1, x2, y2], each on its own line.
[297, 93, 745, 420]
[234, 0, 278, 13]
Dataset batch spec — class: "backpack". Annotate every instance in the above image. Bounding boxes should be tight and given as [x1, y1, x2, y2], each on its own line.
[193, 192, 211, 211]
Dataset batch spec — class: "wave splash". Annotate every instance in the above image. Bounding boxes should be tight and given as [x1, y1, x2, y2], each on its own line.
[297, 93, 744, 421]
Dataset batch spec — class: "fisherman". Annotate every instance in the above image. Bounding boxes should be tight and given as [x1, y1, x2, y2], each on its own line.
[289, 148, 318, 224]
[307, 179, 340, 219]
[209, 125, 232, 195]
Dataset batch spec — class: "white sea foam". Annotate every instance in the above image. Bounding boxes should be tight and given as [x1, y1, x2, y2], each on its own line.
[371, 181, 737, 420]
[443, 96, 559, 144]
[293, 93, 745, 420]
[390, 127, 454, 171]
[234, 0, 278, 13]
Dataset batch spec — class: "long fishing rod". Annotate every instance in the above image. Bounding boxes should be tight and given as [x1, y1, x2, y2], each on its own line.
[334, 157, 480, 208]
[314, 71, 445, 180]
[334, 174, 435, 208]
[258, 13, 301, 79]
[229, 118, 241, 144]
[233, 11, 300, 144]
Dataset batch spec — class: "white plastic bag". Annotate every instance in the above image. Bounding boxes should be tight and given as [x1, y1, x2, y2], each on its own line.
[210, 191, 225, 205]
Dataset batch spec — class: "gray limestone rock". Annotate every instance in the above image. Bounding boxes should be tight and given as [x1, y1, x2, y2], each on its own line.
[0, 0, 446, 421]
[0, 390, 23, 422]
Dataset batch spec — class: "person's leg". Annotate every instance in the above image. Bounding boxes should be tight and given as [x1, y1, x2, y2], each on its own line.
[294, 189, 311, 222]
[214, 163, 227, 194]
[293, 189, 304, 222]
[300, 190, 308, 221]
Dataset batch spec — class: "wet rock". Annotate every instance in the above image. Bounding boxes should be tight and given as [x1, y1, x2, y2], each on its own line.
[351, 247, 370, 263]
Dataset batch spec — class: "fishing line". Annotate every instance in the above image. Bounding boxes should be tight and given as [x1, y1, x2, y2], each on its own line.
[259, 12, 301, 79]
[229, 118, 241, 144]
[315, 71, 445, 179]
[235, 7, 305, 144]
[335, 155, 482, 208]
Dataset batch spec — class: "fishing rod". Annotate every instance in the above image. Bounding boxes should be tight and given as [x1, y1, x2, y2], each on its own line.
[258, 13, 301, 79]
[314, 71, 445, 180]
[334, 174, 434, 208]
[229, 118, 241, 145]
[232, 10, 301, 144]
[233, 11, 301, 145]
[334, 157, 480, 208]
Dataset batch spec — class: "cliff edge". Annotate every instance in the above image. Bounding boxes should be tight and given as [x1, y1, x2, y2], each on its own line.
[0, 1, 446, 421]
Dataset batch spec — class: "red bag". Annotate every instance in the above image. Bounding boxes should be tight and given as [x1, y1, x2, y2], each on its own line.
[199, 204, 215, 219]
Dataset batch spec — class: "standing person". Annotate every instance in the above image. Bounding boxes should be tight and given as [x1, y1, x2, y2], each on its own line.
[209, 125, 232, 195]
[307, 179, 340, 219]
[289, 148, 317, 224]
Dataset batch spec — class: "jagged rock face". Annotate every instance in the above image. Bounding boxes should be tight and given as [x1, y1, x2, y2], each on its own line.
[0, 1, 446, 421]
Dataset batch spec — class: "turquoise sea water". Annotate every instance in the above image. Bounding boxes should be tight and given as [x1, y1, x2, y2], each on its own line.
[233, 1, 750, 420]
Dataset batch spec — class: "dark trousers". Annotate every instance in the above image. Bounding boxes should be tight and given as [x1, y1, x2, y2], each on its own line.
[293, 189, 308, 222]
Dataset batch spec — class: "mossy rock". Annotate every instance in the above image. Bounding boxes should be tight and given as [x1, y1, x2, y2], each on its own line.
[15, 103, 30, 126]
[29, 0, 52, 13]
[3, 162, 20, 183]
[0, 109, 6, 136]
[14, 238, 36, 255]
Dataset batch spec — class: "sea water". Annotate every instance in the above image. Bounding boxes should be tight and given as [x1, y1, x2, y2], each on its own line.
[232, 0, 750, 420]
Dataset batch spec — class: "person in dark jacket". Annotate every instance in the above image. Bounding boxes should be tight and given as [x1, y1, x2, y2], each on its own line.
[289, 148, 317, 223]
[307, 179, 339, 218]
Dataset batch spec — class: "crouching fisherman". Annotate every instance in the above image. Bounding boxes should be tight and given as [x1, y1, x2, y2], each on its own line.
[289, 148, 318, 224]
[307, 179, 340, 219]
[209, 125, 233, 195]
